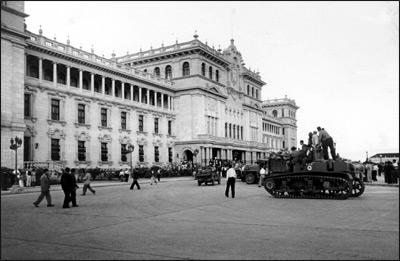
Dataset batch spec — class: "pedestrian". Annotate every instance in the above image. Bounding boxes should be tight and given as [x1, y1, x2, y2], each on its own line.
[119, 169, 125, 182]
[81, 171, 96, 195]
[13, 169, 24, 188]
[26, 168, 32, 187]
[124, 168, 130, 182]
[372, 164, 378, 181]
[129, 169, 141, 190]
[33, 169, 54, 207]
[156, 168, 161, 182]
[150, 169, 157, 185]
[31, 167, 37, 187]
[60, 168, 78, 208]
[258, 164, 266, 188]
[225, 163, 236, 198]
[317, 127, 336, 160]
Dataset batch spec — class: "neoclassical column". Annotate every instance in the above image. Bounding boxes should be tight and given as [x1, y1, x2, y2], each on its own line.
[130, 84, 133, 101]
[199, 146, 204, 166]
[139, 87, 142, 103]
[91, 73, 94, 93]
[53, 62, 57, 86]
[38, 58, 43, 83]
[121, 82, 125, 99]
[209, 147, 212, 161]
[66, 66, 70, 87]
[112, 79, 115, 97]
[79, 69, 83, 91]
[101, 76, 105, 95]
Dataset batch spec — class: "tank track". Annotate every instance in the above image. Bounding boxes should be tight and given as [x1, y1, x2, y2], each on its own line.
[264, 175, 351, 200]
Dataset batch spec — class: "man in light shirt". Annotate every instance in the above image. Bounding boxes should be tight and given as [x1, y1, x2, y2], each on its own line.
[225, 163, 236, 198]
[258, 164, 266, 187]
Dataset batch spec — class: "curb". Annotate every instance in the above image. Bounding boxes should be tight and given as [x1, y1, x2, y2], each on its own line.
[1, 177, 194, 196]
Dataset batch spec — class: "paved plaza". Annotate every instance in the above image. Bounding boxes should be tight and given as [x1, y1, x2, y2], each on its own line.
[1, 177, 399, 260]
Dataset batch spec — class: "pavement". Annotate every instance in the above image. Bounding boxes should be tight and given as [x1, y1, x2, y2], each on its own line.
[1, 176, 398, 260]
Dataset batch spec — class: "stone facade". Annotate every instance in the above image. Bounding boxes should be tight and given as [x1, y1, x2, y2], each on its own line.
[1, 1, 299, 170]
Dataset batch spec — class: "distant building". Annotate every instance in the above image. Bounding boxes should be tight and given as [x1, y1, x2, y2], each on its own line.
[369, 153, 399, 164]
[1, 1, 299, 170]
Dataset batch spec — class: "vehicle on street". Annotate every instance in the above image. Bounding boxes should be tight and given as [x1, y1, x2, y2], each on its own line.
[195, 167, 221, 186]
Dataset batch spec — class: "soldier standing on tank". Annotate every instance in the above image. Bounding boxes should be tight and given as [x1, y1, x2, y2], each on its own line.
[317, 127, 336, 160]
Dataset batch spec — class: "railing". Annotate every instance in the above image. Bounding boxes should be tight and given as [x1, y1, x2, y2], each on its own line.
[24, 161, 66, 172]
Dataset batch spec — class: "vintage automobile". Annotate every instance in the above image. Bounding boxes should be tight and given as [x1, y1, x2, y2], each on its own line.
[242, 159, 269, 184]
[195, 167, 221, 186]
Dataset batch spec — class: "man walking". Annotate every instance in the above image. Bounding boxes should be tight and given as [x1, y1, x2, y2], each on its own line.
[61, 168, 78, 208]
[317, 127, 336, 160]
[130, 169, 141, 190]
[33, 169, 54, 207]
[81, 171, 96, 195]
[225, 163, 236, 198]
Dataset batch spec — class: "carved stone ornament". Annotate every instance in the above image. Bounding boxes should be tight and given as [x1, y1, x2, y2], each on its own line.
[98, 134, 112, 143]
[47, 128, 66, 139]
[75, 131, 90, 141]
[137, 137, 147, 146]
[25, 125, 37, 137]
[119, 135, 132, 144]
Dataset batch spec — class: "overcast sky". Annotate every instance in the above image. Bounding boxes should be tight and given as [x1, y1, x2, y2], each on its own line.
[25, 1, 399, 161]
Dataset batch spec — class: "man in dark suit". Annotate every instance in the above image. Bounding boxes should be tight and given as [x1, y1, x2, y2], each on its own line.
[61, 168, 78, 208]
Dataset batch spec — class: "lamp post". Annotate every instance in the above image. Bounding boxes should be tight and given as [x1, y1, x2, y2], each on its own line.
[126, 144, 135, 176]
[9, 136, 23, 186]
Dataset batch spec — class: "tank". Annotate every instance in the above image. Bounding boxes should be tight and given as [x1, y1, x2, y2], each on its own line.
[263, 152, 365, 199]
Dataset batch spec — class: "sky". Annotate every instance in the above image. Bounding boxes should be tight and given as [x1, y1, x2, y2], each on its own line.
[24, 1, 399, 162]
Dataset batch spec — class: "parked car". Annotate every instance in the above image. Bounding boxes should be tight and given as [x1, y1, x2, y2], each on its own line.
[195, 167, 221, 186]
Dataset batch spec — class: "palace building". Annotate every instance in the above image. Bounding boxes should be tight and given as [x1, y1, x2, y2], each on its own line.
[1, 1, 299, 170]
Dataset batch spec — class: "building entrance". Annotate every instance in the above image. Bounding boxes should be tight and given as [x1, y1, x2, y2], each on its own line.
[183, 150, 193, 162]
[232, 150, 244, 162]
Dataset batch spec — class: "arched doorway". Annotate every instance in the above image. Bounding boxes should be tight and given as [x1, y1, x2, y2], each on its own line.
[183, 150, 193, 162]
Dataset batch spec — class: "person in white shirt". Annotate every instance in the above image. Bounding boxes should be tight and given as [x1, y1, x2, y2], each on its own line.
[258, 164, 266, 187]
[225, 164, 237, 198]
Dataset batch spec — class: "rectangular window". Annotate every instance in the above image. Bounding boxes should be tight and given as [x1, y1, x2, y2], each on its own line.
[51, 138, 60, 161]
[24, 93, 31, 117]
[78, 104, 85, 124]
[168, 120, 172, 136]
[138, 114, 144, 132]
[282, 128, 285, 135]
[168, 147, 173, 163]
[121, 144, 127, 162]
[139, 145, 144, 162]
[154, 118, 159, 134]
[121, 111, 127, 130]
[154, 146, 159, 162]
[101, 108, 107, 127]
[51, 99, 60, 121]
[225, 123, 227, 138]
[101, 142, 108, 162]
[78, 140, 86, 161]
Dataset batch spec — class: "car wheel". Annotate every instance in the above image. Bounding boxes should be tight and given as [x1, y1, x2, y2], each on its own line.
[246, 173, 256, 184]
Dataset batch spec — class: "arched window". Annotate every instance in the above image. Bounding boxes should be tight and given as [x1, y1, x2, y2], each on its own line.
[256, 89, 258, 99]
[216, 70, 219, 82]
[209, 66, 212, 80]
[154, 67, 160, 77]
[201, 63, 206, 76]
[182, 62, 190, 76]
[251, 87, 254, 97]
[272, 110, 278, 118]
[165, 65, 172, 79]
[247, 85, 250, 95]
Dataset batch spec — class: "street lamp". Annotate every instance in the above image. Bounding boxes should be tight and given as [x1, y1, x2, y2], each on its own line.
[126, 144, 135, 176]
[9, 136, 23, 186]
